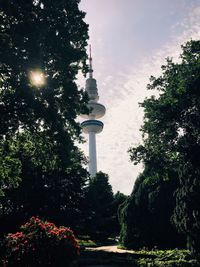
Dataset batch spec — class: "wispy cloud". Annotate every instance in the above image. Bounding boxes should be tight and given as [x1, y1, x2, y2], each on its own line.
[78, 2, 200, 195]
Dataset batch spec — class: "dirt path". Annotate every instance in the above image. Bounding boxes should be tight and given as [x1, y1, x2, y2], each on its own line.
[86, 245, 136, 254]
[81, 245, 154, 266]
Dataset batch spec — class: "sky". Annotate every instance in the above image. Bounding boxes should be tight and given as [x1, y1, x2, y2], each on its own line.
[77, 0, 200, 195]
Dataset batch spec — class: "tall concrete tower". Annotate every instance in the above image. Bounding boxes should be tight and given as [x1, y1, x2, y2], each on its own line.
[81, 46, 106, 177]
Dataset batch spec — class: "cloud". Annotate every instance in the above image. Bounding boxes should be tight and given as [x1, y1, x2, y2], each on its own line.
[78, 3, 200, 195]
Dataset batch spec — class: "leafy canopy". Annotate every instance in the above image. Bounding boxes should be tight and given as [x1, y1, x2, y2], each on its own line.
[0, 0, 89, 195]
[120, 40, 200, 251]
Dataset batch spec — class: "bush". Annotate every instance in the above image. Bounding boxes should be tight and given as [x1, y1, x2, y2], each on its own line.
[134, 249, 200, 267]
[2, 216, 79, 267]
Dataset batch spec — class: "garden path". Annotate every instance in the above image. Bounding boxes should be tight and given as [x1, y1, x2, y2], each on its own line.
[86, 245, 135, 254]
[80, 245, 142, 266]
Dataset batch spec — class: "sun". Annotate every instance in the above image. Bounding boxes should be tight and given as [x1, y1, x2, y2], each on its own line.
[29, 70, 46, 86]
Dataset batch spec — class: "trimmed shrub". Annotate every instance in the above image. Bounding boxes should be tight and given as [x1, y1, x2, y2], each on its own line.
[2, 216, 79, 267]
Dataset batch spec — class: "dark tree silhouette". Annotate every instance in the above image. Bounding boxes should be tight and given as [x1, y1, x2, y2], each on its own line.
[0, 0, 89, 233]
[84, 171, 115, 240]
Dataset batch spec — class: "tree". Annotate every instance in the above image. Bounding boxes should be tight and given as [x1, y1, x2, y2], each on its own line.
[119, 170, 185, 249]
[83, 171, 114, 240]
[120, 40, 200, 252]
[0, 138, 22, 196]
[0, 131, 88, 234]
[0, 0, 89, 232]
[111, 191, 127, 236]
[0, 0, 89, 194]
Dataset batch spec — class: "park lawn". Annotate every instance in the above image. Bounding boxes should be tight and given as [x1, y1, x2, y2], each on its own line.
[119, 247, 200, 267]
[78, 236, 98, 248]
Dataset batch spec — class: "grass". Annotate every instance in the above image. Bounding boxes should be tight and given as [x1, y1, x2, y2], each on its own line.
[78, 235, 117, 248]
[117, 247, 200, 267]
[77, 235, 98, 248]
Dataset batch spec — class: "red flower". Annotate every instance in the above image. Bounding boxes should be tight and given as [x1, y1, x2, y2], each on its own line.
[4, 216, 79, 266]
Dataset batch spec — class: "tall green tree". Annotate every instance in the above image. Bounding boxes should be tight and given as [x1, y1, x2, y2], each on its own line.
[120, 40, 200, 252]
[111, 191, 127, 236]
[119, 169, 184, 249]
[83, 171, 114, 240]
[0, 0, 89, 232]
[0, 131, 88, 234]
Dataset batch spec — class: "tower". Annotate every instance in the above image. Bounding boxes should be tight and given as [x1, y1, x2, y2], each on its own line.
[80, 46, 106, 177]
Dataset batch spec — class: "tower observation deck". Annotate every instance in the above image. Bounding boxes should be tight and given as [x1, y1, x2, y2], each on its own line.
[80, 46, 106, 177]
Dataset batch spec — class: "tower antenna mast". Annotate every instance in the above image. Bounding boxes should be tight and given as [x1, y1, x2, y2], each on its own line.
[89, 45, 93, 78]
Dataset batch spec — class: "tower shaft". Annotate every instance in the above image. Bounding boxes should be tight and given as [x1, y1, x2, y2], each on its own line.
[89, 131, 97, 176]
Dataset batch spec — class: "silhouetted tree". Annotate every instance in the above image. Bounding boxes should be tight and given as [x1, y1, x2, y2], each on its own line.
[84, 171, 114, 240]
[110, 191, 127, 237]
[119, 169, 184, 249]
[0, 0, 89, 233]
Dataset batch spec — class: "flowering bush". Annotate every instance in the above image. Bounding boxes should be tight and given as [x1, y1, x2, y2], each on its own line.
[3, 216, 80, 267]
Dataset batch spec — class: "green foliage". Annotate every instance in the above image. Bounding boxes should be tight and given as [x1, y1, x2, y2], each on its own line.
[83, 171, 115, 240]
[0, 0, 89, 136]
[135, 249, 199, 267]
[77, 236, 97, 248]
[118, 249, 199, 267]
[0, 130, 88, 233]
[119, 171, 184, 249]
[0, 139, 22, 196]
[120, 40, 200, 251]
[0, 0, 90, 233]
[2, 216, 79, 267]
[147, 40, 200, 255]
[111, 191, 127, 235]
[137, 259, 200, 267]
[0, 0, 89, 194]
